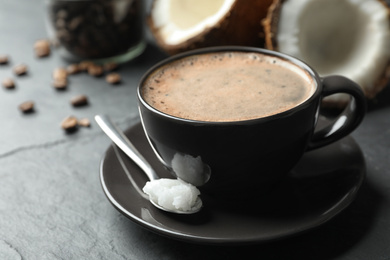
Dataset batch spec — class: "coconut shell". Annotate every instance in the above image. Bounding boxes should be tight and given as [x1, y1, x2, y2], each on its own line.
[262, 0, 390, 108]
[148, 0, 274, 55]
[262, 0, 283, 51]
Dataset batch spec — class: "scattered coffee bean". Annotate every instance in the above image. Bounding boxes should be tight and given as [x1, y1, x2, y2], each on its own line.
[66, 64, 80, 74]
[34, 39, 51, 57]
[52, 78, 67, 90]
[78, 61, 94, 71]
[105, 73, 121, 85]
[13, 64, 28, 76]
[88, 65, 103, 77]
[70, 94, 88, 107]
[61, 116, 78, 131]
[0, 55, 9, 64]
[104, 62, 118, 72]
[53, 67, 68, 80]
[19, 101, 34, 113]
[78, 118, 90, 127]
[2, 78, 15, 89]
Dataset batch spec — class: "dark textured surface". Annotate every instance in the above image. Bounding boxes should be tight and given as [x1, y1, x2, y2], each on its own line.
[1, 1, 390, 259]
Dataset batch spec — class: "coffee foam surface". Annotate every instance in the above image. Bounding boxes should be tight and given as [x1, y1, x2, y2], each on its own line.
[142, 52, 315, 122]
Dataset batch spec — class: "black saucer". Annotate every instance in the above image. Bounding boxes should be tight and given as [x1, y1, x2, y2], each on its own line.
[99, 119, 365, 245]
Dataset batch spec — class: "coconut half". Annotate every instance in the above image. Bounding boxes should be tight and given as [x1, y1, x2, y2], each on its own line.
[263, 0, 390, 107]
[148, 0, 273, 55]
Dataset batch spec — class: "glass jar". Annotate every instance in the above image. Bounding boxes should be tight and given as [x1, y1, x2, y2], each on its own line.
[45, 0, 146, 64]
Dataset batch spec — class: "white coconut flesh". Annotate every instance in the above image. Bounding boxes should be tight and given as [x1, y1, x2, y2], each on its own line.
[151, 0, 235, 45]
[276, 0, 390, 97]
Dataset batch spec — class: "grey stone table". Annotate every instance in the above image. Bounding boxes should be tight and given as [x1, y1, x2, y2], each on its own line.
[1, 1, 390, 259]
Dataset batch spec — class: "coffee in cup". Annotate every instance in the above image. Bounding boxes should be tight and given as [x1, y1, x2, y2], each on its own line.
[137, 46, 366, 198]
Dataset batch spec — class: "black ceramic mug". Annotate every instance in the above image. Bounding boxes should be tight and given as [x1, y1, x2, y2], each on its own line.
[137, 46, 366, 198]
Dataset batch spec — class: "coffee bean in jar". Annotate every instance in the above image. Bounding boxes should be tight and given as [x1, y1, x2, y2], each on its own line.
[45, 0, 145, 63]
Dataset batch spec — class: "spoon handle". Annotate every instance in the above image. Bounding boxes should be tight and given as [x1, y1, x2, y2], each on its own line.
[95, 115, 159, 181]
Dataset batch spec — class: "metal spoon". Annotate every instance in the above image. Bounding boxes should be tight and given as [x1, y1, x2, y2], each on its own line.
[95, 114, 202, 214]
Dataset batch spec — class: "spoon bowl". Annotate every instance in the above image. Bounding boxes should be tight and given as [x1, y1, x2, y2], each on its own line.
[95, 114, 202, 214]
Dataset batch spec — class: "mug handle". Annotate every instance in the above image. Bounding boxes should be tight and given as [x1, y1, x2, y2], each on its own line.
[307, 75, 367, 151]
